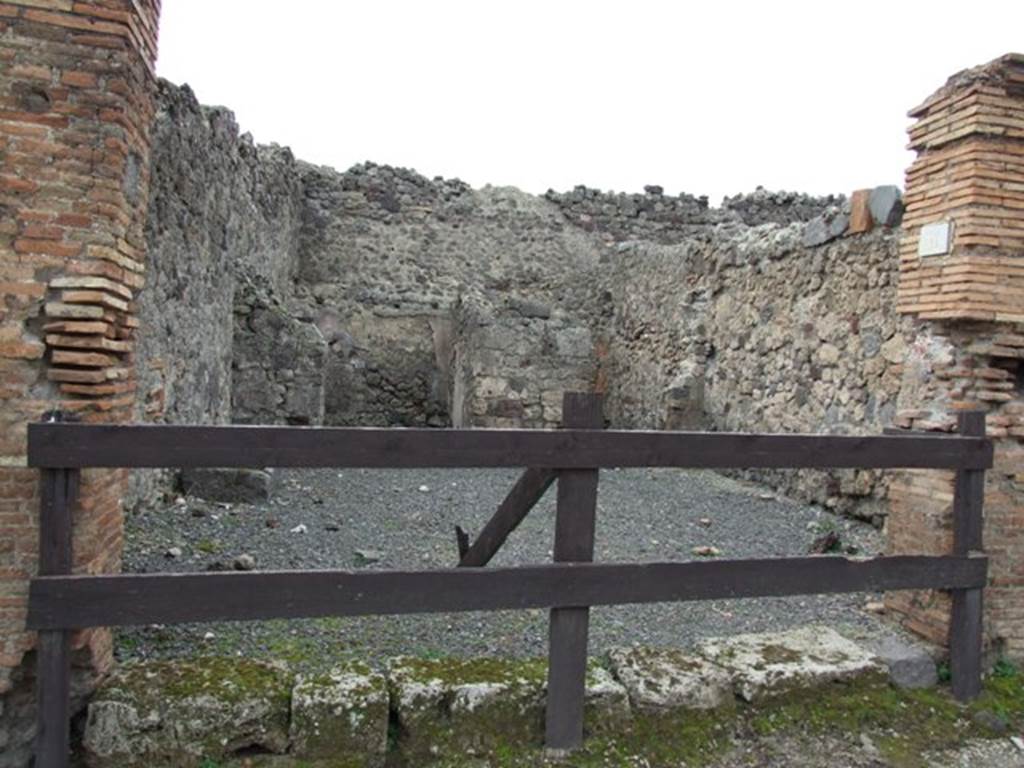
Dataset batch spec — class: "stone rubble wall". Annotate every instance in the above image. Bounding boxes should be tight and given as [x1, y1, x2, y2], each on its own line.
[450, 297, 599, 428]
[294, 163, 610, 427]
[721, 187, 846, 227]
[137, 79, 907, 520]
[231, 282, 326, 426]
[138, 80, 303, 425]
[543, 184, 840, 245]
[132, 81, 306, 499]
[604, 222, 909, 521]
[319, 307, 451, 428]
[81, 626, 897, 767]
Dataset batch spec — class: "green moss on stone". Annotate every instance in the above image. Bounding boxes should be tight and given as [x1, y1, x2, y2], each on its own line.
[101, 656, 291, 708]
[392, 655, 547, 686]
[389, 656, 548, 762]
[397, 664, 1024, 768]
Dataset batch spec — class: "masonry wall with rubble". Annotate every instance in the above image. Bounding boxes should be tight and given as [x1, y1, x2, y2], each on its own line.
[133, 80, 908, 527]
[603, 223, 911, 522]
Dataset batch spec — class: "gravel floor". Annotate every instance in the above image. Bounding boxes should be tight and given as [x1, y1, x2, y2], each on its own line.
[118, 467, 905, 669]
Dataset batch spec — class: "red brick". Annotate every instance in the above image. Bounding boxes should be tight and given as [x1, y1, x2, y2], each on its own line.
[848, 189, 873, 234]
[13, 238, 81, 257]
[60, 69, 97, 88]
[0, 340, 44, 359]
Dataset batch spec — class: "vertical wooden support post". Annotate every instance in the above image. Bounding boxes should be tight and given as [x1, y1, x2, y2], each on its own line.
[950, 410, 985, 701]
[35, 466, 78, 768]
[545, 392, 602, 753]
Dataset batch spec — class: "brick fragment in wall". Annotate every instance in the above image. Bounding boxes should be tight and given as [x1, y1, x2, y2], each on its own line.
[848, 189, 873, 234]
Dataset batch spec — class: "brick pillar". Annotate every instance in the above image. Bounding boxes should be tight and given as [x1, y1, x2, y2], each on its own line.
[0, 2, 160, 763]
[887, 53, 1024, 658]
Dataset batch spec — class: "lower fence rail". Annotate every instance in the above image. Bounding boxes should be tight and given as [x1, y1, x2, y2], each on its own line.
[28, 555, 987, 630]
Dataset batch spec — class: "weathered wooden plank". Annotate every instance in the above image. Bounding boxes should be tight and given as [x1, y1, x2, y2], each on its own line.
[951, 411, 986, 702]
[28, 551, 992, 630]
[458, 468, 557, 567]
[35, 467, 77, 768]
[27, 423, 993, 470]
[547, 392, 602, 752]
[27, 555, 987, 630]
[38, 468, 74, 576]
[36, 631, 71, 768]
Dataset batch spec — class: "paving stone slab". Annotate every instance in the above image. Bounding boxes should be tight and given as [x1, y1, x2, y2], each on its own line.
[82, 658, 292, 768]
[290, 663, 389, 767]
[696, 626, 886, 702]
[607, 646, 734, 712]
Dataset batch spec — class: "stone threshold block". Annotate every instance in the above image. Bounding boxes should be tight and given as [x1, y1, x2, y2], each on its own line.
[289, 663, 390, 768]
[387, 656, 630, 762]
[695, 625, 888, 703]
[82, 658, 389, 768]
[80, 627, 907, 766]
[83, 658, 293, 768]
[607, 646, 735, 713]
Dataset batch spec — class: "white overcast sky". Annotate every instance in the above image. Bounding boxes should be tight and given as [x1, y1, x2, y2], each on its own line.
[155, 1, 1024, 203]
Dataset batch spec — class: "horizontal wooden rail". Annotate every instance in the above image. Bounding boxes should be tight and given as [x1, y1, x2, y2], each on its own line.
[27, 423, 993, 470]
[27, 555, 986, 630]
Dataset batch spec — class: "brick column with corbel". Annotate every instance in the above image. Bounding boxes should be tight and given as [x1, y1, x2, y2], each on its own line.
[0, 2, 161, 763]
[887, 53, 1024, 658]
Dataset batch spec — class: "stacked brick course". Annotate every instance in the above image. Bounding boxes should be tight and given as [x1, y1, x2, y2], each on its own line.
[898, 53, 1024, 321]
[0, 1, 160, 763]
[889, 54, 1024, 658]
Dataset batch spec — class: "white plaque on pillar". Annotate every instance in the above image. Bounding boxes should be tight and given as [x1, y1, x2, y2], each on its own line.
[918, 221, 953, 257]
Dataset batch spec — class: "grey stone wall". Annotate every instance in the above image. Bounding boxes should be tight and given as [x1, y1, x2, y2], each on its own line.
[292, 164, 609, 428]
[138, 80, 303, 423]
[318, 307, 450, 428]
[604, 224, 911, 521]
[543, 185, 839, 243]
[231, 283, 326, 426]
[133, 81, 306, 501]
[450, 297, 599, 428]
[136, 79, 907, 520]
[721, 187, 845, 227]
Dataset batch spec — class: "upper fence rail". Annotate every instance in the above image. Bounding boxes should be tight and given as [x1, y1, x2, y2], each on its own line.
[26, 423, 994, 470]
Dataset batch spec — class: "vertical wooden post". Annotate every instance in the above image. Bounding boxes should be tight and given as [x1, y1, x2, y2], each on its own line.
[35, 465, 78, 768]
[545, 392, 602, 753]
[950, 410, 985, 701]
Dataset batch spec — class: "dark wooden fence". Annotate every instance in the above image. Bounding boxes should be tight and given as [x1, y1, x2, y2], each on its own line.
[26, 394, 992, 767]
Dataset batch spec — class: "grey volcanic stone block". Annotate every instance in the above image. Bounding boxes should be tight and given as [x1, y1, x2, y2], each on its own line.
[803, 206, 850, 247]
[696, 626, 886, 702]
[388, 657, 546, 760]
[802, 215, 831, 247]
[869, 185, 904, 227]
[290, 664, 389, 766]
[83, 658, 291, 768]
[581, 664, 632, 735]
[607, 647, 733, 712]
[508, 297, 552, 319]
[828, 212, 850, 239]
[180, 467, 274, 503]
[863, 635, 938, 689]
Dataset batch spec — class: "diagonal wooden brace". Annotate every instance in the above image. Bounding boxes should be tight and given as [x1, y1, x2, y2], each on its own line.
[457, 467, 558, 567]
